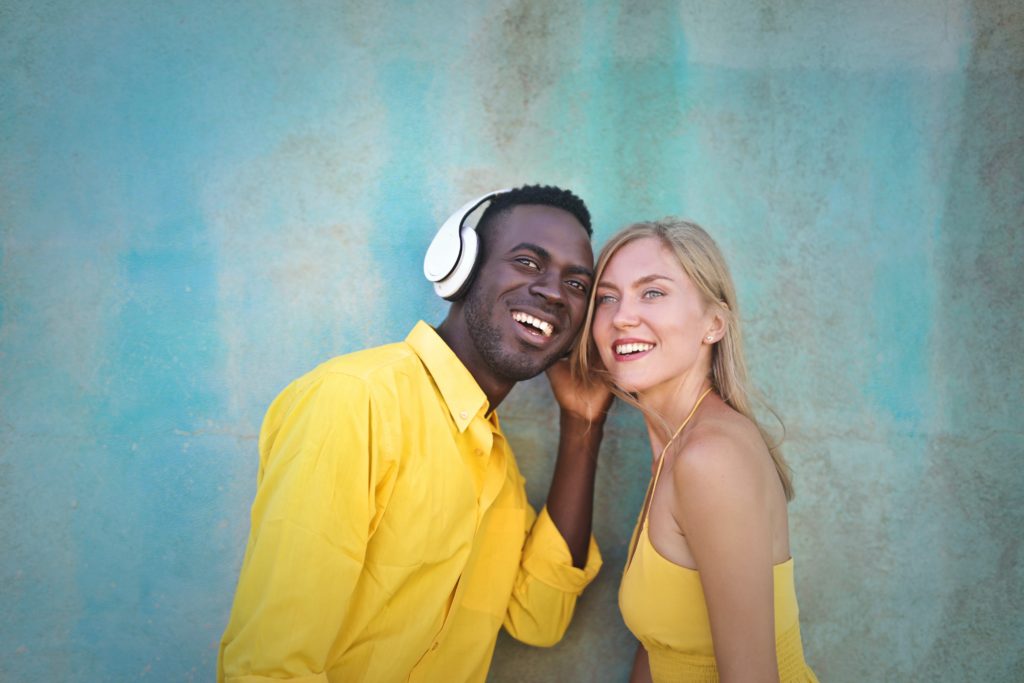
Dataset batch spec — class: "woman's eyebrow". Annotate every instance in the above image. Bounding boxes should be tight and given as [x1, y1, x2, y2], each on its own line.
[598, 273, 673, 289]
[634, 273, 673, 285]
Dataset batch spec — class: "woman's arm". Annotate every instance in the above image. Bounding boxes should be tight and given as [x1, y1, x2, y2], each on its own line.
[671, 432, 779, 683]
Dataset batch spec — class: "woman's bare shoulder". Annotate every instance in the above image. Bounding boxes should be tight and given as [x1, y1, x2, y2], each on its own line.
[672, 404, 768, 498]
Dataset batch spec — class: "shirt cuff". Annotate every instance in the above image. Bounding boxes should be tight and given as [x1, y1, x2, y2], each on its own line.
[521, 506, 602, 593]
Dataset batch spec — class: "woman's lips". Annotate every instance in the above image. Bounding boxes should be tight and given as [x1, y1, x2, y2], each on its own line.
[612, 339, 655, 361]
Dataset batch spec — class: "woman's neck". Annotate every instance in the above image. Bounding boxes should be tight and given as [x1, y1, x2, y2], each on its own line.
[639, 370, 713, 462]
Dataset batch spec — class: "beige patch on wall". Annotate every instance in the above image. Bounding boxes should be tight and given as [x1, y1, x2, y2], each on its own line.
[203, 113, 387, 426]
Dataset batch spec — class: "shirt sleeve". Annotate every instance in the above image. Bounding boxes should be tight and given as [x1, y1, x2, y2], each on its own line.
[218, 373, 390, 682]
[502, 504, 602, 647]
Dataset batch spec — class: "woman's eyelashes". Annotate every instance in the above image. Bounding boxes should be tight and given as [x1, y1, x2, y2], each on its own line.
[595, 288, 665, 305]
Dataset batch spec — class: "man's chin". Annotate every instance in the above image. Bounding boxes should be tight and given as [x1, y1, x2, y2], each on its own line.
[493, 350, 563, 382]
[495, 361, 549, 382]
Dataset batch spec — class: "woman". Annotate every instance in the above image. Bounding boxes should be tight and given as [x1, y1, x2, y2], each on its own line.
[574, 219, 817, 682]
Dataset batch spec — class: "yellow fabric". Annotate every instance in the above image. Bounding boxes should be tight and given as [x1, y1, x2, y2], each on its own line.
[218, 321, 602, 683]
[619, 525, 817, 682]
[618, 422, 817, 683]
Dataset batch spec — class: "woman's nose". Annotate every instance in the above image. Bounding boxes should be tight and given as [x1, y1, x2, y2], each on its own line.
[612, 300, 639, 329]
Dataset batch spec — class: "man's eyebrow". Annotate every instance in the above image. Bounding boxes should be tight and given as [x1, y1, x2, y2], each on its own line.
[509, 242, 598, 278]
[510, 242, 593, 278]
[509, 242, 550, 260]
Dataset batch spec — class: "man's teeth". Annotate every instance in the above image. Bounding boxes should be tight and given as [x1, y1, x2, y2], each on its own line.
[512, 311, 553, 337]
[616, 342, 654, 355]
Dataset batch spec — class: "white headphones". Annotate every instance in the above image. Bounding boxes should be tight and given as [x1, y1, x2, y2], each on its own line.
[423, 189, 510, 300]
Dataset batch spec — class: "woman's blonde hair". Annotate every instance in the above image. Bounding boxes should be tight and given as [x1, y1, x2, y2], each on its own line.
[574, 218, 794, 500]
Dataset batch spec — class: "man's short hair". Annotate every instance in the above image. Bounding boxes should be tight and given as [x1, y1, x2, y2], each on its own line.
[477, 184, 593, 239]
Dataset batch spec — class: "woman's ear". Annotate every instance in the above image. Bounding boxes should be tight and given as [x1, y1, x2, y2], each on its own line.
[704, 309, 727, 344]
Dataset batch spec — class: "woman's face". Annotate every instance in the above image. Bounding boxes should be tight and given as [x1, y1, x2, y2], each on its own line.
[592, 237, 717, 402]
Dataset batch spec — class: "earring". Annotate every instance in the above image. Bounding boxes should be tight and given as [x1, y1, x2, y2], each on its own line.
[706, 335, 713, 342]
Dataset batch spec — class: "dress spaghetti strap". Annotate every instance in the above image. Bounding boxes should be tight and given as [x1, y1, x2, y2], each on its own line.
[625, 386, 714, 569]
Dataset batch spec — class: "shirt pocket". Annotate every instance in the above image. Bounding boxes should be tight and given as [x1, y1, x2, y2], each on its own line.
[460, 506, 526, 615]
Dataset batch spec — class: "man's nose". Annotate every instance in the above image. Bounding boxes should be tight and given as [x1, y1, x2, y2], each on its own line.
[530, 271, 564, 304]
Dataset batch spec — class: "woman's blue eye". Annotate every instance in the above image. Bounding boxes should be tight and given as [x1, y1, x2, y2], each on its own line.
[642, 289, 665, 299]
[596, 294, 616, 304]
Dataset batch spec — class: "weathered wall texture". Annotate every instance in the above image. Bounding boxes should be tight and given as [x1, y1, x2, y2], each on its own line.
[1, 1, 1021, 681]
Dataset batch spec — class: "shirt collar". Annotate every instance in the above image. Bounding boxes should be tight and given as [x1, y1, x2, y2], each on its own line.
[406, 321, 489, 433]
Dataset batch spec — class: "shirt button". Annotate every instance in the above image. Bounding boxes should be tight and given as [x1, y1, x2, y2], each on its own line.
[474, 448, 484, 456]
[431, 642, 439, 651]
[459, 411, 468, 420]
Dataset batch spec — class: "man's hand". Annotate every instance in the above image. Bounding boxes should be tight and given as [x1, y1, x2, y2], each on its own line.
[545, 359, 613, 424]
[543, 358, 611, 567]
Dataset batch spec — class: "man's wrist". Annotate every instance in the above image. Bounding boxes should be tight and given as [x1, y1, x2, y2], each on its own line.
[559, 409, 606, 437]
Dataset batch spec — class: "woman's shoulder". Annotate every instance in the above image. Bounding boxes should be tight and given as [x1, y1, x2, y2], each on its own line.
[671, 402, 769, 494]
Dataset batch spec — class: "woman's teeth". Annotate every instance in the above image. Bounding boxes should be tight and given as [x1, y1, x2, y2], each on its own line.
[616, 342, 653, 355]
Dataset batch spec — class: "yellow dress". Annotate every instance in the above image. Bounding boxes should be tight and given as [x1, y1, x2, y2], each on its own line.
[618, 392, 818, 683]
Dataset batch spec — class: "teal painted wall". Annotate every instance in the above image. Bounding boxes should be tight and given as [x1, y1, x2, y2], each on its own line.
[2, 1, 1021, 681]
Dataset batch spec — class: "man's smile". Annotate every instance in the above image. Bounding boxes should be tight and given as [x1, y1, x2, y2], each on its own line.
[511, 309, 555, 337]
[508, 306, 563, 348]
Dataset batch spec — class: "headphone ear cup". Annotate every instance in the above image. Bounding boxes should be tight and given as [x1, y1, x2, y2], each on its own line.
[424, 188, 510, 301]
[433, 225, 479, 301]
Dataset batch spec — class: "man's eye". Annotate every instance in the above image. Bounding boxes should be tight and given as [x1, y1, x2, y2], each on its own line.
[566, 280, 589, 293]
[515, 257, 539, 270]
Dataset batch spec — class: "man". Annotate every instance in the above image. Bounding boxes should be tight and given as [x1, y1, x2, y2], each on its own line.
[218, 185, 609, 682]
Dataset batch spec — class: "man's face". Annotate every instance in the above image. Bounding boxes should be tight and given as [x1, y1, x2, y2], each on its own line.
[462, 204, 594, 382]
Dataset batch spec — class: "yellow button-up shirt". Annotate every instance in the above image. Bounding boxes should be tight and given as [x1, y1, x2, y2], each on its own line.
[219, 322, 602, 682]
